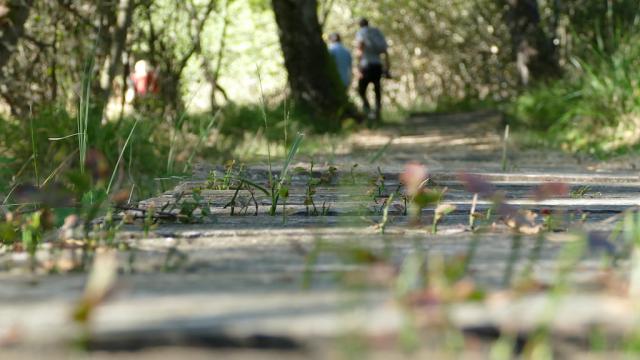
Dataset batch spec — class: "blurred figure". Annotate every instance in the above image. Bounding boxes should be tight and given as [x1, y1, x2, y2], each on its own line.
[355, 18, 389, 123]
[128, 60, 158, 101]
[328, 32, 353, 89]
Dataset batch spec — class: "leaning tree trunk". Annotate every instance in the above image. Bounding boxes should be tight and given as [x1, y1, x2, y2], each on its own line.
[100, 0, 135, 105]
[502, 0, 559, 85]
[272, 0, 351, 131]
[0, 0, 33, 77]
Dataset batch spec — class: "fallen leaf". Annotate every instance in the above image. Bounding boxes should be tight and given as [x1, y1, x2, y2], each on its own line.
[400, 162, 428, 196]
[532, 182, 569, 201]
[457, 173, 495, 197]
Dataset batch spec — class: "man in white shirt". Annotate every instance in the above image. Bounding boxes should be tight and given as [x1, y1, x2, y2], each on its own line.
[355, 18, 389, 123]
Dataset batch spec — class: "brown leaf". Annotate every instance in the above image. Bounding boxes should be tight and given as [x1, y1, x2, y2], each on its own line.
[532, 182, 569, 201]
[399, 162, 428, 196]
[85, 149, 110, 182]
[12, 183, 73, 207]
[457, 172, 496, 197]
[111, 189, 130, 205]
[435, 203, 456, 222]
[504, 210, 541, 234]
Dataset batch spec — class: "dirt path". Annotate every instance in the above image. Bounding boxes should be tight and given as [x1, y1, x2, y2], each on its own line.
[2, 112, 640, 358]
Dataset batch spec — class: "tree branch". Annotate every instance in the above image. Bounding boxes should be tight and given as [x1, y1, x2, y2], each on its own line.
[176, 0, 216, 77]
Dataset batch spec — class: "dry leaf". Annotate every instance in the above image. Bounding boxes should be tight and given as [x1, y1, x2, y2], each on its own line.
[457, 172, 496, 197]
[399, 162, 428, 196]
[532, 182, 569, 201]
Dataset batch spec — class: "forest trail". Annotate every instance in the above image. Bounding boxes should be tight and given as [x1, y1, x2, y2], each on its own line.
[2, 112, 640, 358]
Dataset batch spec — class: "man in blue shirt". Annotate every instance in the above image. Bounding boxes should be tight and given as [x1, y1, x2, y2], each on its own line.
[328, 33, 352, 89]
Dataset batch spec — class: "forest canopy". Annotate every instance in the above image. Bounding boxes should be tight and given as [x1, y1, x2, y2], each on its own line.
[2, 0, 636, 117]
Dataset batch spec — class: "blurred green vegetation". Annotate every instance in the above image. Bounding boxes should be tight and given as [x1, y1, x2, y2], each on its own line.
[508, 1, 640, 156]
[1, 0, 640, 201]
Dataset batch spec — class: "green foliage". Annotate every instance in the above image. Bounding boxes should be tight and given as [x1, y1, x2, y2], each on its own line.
[563, 0, 640, 55]
[333, 0, 515, 106]
[216, 100, 345, 142]
[510, 30, 640, 154]
[0, 105, 219, 200]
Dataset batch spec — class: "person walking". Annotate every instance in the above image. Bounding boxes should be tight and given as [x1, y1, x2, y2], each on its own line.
[355, 18, 389, 124]
[328, 32, 353, 89]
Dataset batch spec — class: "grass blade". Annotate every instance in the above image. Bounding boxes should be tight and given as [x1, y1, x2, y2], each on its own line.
[280, 133, 305, 180]
[107, 118, 140, 194]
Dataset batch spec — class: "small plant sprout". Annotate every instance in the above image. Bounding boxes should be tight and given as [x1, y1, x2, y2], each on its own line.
[532, 182, 569, 232]
[350, 164, 359, 185]
[269, 133, 304, 216]
[320, 166, 338, 185]
[570, 185, 591, 199]
[238, 133, 304, 217]
[433, 202, 456, 234]
[224, 179, 245, 216]
[279, 176, 290, 223]
[469, 193, 479, 230]
[459, 172, 542, 234]
[143, 205, 155, 236]
[399, 163, 441, 224]
[368, 167, 387, 201]
[378, 193, 394, 234]
[299, 161, 322, 216]
[501, 124, 509, 172]
[22, 211, 44, 268]
[222, 160, 237, 189]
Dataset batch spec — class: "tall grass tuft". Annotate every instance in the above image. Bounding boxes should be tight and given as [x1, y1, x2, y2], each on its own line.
[77, 56, 94, 174]
[107, 118, 140, 194]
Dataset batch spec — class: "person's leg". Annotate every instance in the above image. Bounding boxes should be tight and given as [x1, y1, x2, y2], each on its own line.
[372, 64, 383, 121]
[358, 68, 371, 114]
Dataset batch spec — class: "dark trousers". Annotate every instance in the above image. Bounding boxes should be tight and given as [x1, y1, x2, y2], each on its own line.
[358, 63, 383, 119]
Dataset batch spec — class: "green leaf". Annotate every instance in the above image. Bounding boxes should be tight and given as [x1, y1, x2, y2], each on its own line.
[0, 222, 18, 245]
[53, 207, 77, 228]
[413, 190, 442, 208]
[280, 133, 304, 181]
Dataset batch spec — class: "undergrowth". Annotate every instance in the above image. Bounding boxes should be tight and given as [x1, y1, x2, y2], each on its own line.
[509, 31, 640, 156]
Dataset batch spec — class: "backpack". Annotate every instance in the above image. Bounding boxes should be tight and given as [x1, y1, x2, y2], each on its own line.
[363, 27, 388, 54]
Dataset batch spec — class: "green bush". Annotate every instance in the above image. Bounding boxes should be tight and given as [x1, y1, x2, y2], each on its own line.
[510, 32, 640, 155]
[0, 105, 186, 199]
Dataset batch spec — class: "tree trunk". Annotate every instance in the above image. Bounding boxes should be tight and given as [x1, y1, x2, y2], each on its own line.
[502, 0, 559, 85]
[100, 0, 135, 106]
[0, 0, 33, 77]
[272, 0, 351, 131]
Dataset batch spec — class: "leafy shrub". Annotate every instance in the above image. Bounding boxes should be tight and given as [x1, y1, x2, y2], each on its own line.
[509, 32, 640, 155]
